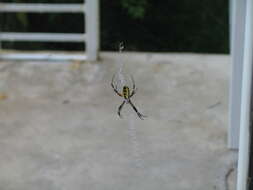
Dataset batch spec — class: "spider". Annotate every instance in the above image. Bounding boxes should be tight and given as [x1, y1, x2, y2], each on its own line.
[111, 74, 147, 120]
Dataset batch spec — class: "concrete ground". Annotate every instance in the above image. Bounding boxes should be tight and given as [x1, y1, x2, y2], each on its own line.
[0, 52, 237, 190]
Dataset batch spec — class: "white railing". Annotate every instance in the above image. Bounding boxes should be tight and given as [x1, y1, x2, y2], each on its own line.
[0, 3, 84, 13]
[0, 0, 99, 61]
[0, 32, 86, 42]
[228, 0, 245, 149]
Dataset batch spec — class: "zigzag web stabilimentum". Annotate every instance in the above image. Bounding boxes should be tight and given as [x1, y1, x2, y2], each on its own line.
[113, 42, 144, 168]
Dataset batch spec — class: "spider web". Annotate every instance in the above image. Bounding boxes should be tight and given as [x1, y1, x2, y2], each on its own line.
[114, 42, 144, 168]
[115, 42, 130, 88]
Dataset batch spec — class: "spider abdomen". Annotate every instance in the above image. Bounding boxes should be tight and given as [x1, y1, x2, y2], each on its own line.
[122, 86, 130, 99]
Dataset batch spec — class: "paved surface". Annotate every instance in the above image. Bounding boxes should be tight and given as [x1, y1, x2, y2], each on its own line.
[0, 52, 237, 190]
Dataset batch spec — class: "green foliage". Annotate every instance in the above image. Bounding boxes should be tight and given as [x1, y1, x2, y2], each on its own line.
[120, 0, 148, 19]
[0, 0, 229, 53]
[101, 0, 229, 53]
[16, 13, 28, 28]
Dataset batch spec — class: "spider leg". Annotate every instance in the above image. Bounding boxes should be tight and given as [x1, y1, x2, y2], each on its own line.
[129, 100, 147, 120]
[130, 87, 137, 98]
[118, 101, 126, 118]
[111, 74, 122, 97]
[130, 75, 137, 97]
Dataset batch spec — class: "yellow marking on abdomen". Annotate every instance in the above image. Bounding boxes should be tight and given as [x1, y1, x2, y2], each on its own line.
[123, 86, 130, 99]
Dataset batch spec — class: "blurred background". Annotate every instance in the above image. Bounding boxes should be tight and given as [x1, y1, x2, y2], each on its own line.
[0, 0, 229, 53]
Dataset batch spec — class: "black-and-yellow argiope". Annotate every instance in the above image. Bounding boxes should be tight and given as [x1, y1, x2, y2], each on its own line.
[111, 74, 146, 120]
